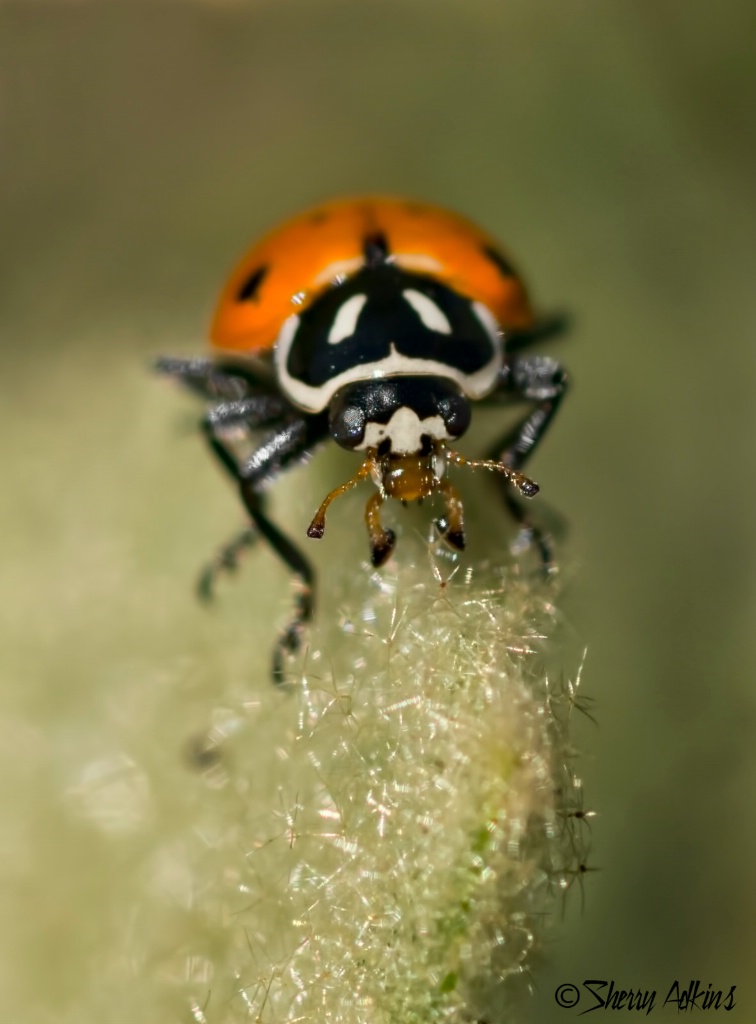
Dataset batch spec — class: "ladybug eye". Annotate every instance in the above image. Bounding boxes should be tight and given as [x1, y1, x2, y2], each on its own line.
[482, 245, 517, 278]
[237, 265, 268, 302]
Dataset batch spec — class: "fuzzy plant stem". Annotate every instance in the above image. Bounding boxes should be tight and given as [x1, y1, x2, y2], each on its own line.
[171, 538, 590, 1024]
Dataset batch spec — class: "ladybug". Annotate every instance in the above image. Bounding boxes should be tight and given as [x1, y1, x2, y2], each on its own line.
[157, 197, 568, 683]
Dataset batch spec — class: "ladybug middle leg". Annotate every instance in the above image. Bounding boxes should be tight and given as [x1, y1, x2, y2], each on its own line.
[196, 525, 257, 603]
[486, 354, 568, 572]
[156, 357, 291, 599]
[202, 411, 329, 685]
[157, 356, 329, 683]
[154, 355, 262, 401]
[194, 391, 297, 598]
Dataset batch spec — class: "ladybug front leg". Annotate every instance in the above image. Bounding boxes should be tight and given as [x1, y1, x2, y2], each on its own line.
[487, 354, 568, 571]
[202, 411, 329, 685]
[157, 357, 298, 604]
[364, 491, 396, 567]
[196, 394, 295, 601]
[155, 356, 255, 401]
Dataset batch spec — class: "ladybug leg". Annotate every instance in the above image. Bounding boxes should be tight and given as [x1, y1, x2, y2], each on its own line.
[238, 483, 316, 686]
[487, 355, 568, 572]
[434, 478, 466, 552]
[202, 413, 328, 685]
[365, 492, 396, 567]
[491, 355, 568, 466]
[155, 356, 255, 401]
[196, 526, 257, 603]
[204, 394, 290, 430]
[195, 395, 295, 601]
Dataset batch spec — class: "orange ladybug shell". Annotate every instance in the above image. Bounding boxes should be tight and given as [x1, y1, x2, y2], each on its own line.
[210, 197, 535, 355]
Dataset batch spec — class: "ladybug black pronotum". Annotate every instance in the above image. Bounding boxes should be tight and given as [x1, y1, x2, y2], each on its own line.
[157, 197, 568, 682]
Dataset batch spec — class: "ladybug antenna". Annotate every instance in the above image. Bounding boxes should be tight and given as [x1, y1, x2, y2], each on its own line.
[444, 449, 540, 498]
[307, 459, 373, 540]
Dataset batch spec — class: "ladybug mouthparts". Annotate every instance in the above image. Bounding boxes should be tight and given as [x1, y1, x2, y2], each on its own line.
[306, 437, 538, 568]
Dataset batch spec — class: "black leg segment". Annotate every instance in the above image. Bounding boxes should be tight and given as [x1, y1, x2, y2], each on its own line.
[493, 355, 568, 468]
[239, 485, 316, 684]
[205, 395, 290, 431]
[202, 411, 329, 684]
[197, 526, 258, 603]
[155, 356, 255, 401]
[486, 354, 568, 571]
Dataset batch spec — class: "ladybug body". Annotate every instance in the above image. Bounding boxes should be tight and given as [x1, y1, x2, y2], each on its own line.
[210, 197, 534, 354]
[157, 197, 568, 683]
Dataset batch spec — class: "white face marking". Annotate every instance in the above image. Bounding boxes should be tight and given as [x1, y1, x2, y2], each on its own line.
[402, 289, 452, 334]
[327, 293, 368, 345]
[360, 406, 449, 454]
[275, 314, 503, 414]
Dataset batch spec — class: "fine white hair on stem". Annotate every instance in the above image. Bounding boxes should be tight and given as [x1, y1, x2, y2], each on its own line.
[179, 536, 593, 1024]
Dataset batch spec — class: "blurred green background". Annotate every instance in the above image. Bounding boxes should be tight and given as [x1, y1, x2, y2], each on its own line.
[2, 1, 755, 1021]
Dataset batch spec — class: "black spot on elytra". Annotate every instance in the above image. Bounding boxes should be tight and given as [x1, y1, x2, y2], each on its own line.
[237, 265, 268, 302]
[310, 210, 328, 224]
[363, 232, 390, 267]
[483, 245, 517, 279]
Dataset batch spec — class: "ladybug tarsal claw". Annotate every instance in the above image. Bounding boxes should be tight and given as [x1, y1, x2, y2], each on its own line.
[512, 473, 539, 499]
[444, 529, 465, 551]
[370, 529, 396, 568]
[434, 516, 465, 552]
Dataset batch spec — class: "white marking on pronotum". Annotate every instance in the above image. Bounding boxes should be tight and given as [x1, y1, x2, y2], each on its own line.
[402, 289, 452, 334]
[360, 406, 449, 454]
[328, 293, 368, 345]
[276, 315, 503, 413]
[276, 312, 301, 362]
[472, 300, 502, 344]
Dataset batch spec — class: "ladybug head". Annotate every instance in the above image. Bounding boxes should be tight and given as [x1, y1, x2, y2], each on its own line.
[328, 376, 471, 456]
